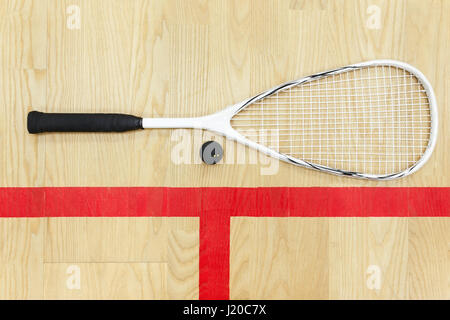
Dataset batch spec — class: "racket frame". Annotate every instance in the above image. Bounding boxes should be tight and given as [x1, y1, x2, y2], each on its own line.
[142, 60, 437, 180]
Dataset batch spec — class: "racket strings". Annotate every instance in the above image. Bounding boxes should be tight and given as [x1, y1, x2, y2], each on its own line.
[230, 65, 432, 175]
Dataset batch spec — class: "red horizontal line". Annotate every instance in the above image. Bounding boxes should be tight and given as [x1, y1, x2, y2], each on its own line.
[0, 187, 447, 218]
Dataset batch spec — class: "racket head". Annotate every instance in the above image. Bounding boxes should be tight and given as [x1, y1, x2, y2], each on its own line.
[226, 60, 437, 180]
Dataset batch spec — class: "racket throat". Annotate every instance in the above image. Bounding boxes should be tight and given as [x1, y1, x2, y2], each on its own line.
[142, 107, 235, 135]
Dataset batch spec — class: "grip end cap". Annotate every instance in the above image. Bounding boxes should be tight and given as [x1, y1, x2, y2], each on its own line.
[27, 111, 43, 134]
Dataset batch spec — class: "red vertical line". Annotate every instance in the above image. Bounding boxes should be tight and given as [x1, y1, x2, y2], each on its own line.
[199, 210, 231, 299]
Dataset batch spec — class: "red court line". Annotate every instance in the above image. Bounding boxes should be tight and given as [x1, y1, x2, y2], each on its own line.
[0, 187, 449, 300]
[199, 209, 230, 300]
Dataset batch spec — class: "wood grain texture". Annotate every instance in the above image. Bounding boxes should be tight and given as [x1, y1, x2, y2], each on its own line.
[230, 217, 329, 299]
[0, 0, 47, 69]
[0, 218, 44, 299]
[44, 217, 168, 263]
[0, 0, 448, 300]
[0, 0, 447, 187]
[408, 217, 449, 299]
[230, 217, 448, 299]
[167, 217, 199, 299]
[0, 217, 197, 299]
[329, 217, 408, 299]
[43, 262, 167, 299]
[0, 0, 47, 187]
[2, 216, 445, 299]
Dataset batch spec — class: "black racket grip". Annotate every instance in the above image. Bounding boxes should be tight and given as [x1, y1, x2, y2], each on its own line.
[27, 111, 143, 134]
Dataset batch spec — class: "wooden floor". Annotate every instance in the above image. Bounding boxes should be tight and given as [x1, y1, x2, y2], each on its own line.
[0, 0, 449, 299]
[0, 217, 199, 299]
[0, 216, 448, 299]
[231, 217, 449, 299]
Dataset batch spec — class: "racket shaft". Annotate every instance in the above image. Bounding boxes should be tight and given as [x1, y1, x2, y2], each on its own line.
[142, 117, 203, 129]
